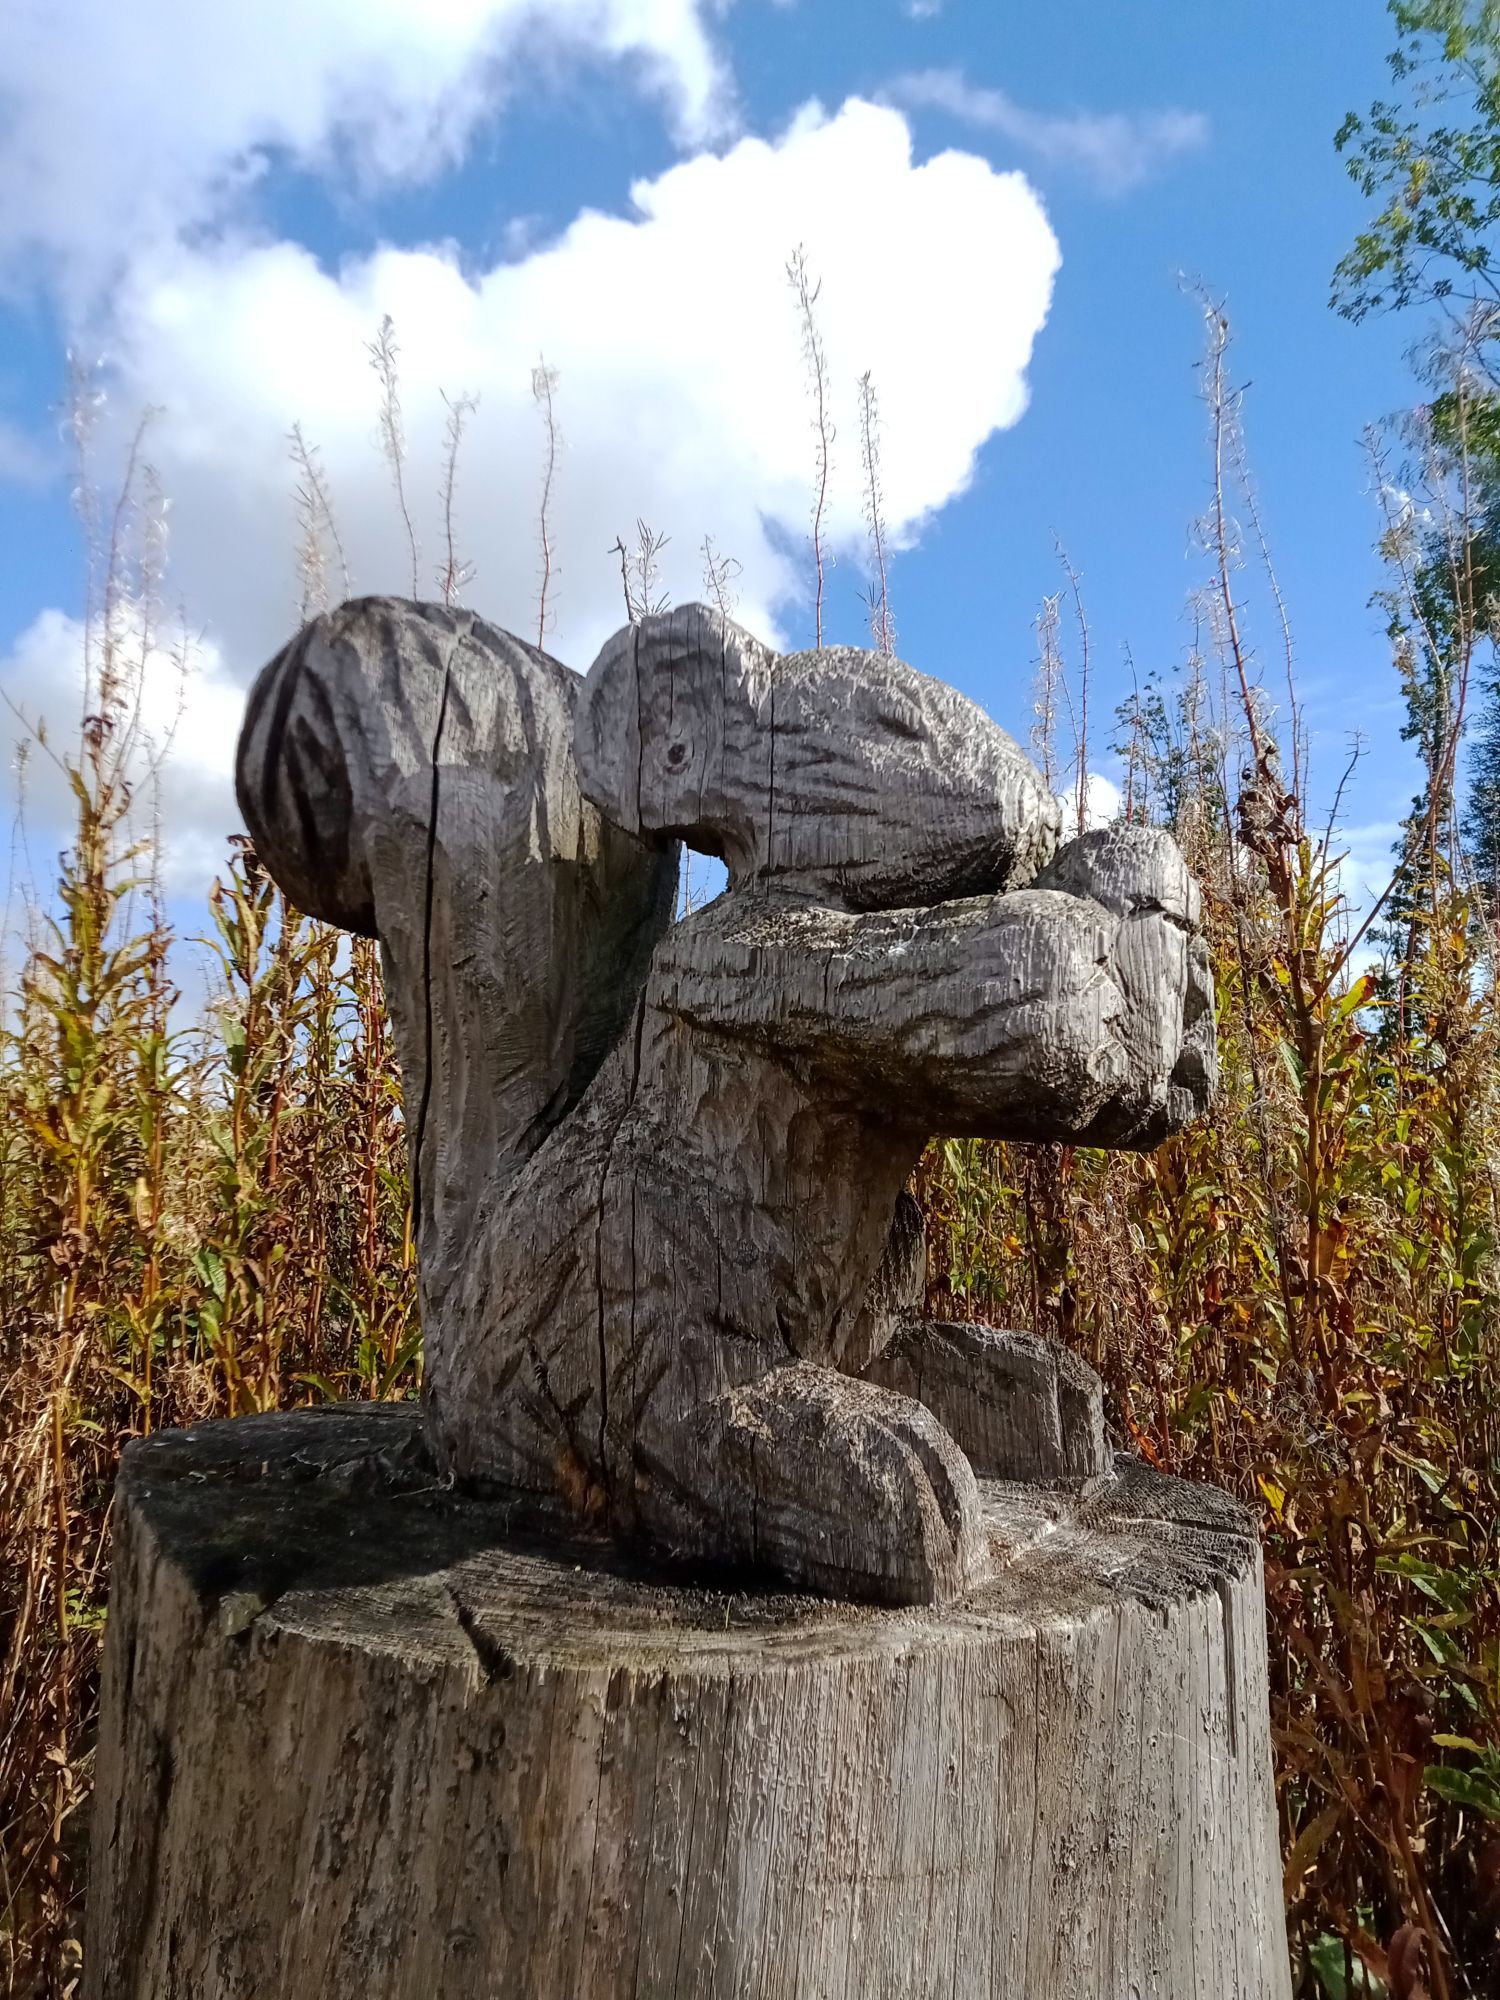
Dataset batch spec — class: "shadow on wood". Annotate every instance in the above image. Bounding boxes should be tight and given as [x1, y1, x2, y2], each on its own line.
[231, 600, 1215, 1607]
[82, 601, 1289, 1996]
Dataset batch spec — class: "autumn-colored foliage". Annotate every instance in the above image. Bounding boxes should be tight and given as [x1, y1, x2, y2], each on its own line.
[6, 307, 1500, 2000]
[0, 475, 416, 1989]
[922, 314, 1500, 2000]
[924, 852, 1500, 1998]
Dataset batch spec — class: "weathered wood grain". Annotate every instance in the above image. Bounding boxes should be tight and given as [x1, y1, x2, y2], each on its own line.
[87, 597, 1279, 2000]
[235, 598, 1216, 1606]
[234, 597, 680, 1290]
[83, 1406, 1291, 2000]
[864, 1318, 1108, 1482]
[572, 605, 1062, 905]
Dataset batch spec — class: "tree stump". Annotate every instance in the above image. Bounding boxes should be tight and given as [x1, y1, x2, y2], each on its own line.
[84, 1405, 1292, 2000]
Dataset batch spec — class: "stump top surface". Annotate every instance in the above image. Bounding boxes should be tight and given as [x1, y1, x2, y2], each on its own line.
[122, 1405, 1257, 1676]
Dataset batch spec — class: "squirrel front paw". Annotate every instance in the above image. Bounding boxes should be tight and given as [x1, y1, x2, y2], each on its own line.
[702, 1363, 988, 1606]
[1034, 824, 1216, 1146]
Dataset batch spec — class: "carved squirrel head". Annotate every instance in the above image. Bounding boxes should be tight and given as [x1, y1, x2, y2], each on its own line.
[574, 604, 1060, 911]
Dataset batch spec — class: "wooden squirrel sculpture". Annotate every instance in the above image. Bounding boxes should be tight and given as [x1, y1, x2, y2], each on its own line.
[237, 598, 1214, 1606]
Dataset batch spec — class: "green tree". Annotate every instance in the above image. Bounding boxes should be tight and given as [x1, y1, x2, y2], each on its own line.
[1336, 2, 1500, 324]
[1340, 8, 1500, 906]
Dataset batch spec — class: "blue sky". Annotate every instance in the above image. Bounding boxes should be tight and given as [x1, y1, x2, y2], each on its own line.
[0, 0, 1432, 911]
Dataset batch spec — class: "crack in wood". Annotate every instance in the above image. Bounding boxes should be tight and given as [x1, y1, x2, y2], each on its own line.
[236, 598, 1217, 1610]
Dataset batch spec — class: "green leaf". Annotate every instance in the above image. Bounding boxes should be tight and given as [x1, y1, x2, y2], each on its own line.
[1424, 1759, 1500, 1818]
[192, 1245, 228, 1303]
[1307, 1932, 1384, 1997]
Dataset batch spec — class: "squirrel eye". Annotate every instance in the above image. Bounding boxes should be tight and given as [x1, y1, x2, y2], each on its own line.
[665, 741, 688, 769]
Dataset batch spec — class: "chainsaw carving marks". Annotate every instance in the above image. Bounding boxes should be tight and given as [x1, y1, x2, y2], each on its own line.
[238, 599, 1214, 1604]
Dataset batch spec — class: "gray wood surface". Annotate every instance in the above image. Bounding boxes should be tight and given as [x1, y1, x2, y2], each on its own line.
[236, 599, 1216, 1606]
[83, 1407, 1291, 2000]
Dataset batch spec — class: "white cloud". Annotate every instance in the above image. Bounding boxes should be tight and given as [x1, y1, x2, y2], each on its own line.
[0, 609, 246, 895]
[885, 69, 1209, 196]
[2, 92, 1061, 891]
[0, 0, 732, 302]
[19, 96, 1055, 884]
[1056, 772, 1122, 834]
[1325, 817, 1402, 949]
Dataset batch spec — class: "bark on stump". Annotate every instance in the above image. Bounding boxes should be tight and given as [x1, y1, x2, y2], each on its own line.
[84, 1405, 1292, 2000]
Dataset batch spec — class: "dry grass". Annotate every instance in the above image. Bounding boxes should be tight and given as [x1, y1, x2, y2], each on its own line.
[3, 303, 1500, 1998]
[921, 306, 1500, 1999]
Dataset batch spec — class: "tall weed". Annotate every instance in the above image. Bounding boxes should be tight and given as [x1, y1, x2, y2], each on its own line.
[5, 306, 1500, 1999]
